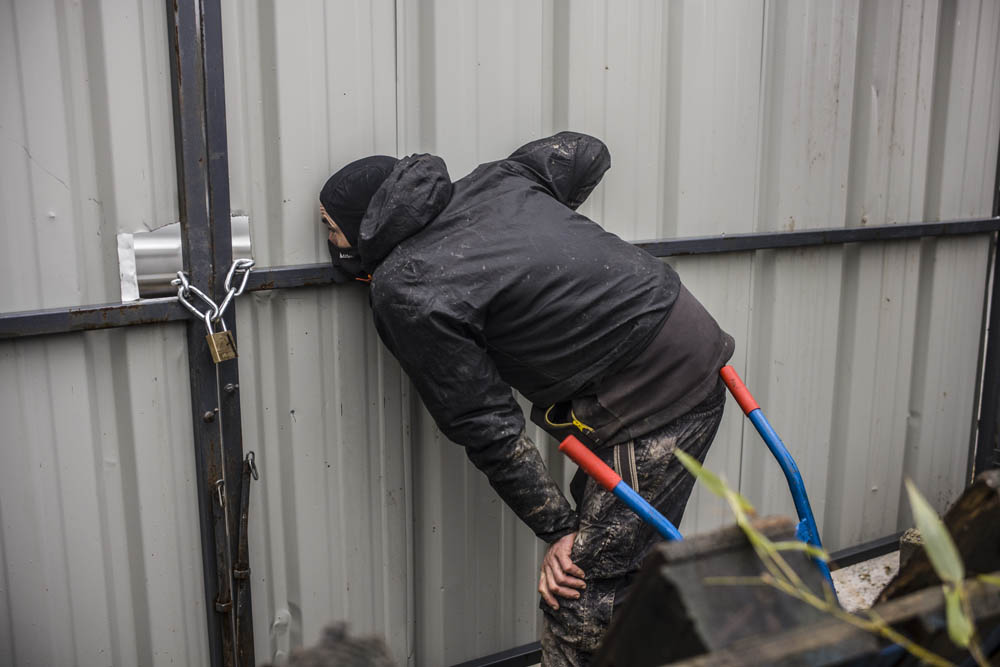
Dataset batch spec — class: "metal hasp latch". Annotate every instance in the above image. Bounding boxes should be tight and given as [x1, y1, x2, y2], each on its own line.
[233, 451, 258, 648]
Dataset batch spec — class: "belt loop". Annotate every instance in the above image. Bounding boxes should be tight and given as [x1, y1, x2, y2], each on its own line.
[614, 441, 639, 493]
[628, 442, 639, 494]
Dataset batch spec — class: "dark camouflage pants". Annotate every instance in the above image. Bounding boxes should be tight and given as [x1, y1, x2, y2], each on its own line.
[540, 384, 726, 667]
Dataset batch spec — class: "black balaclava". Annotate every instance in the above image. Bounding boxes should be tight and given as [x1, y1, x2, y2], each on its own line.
[320, 155, 397, 283]
[320, 155, 398, 247]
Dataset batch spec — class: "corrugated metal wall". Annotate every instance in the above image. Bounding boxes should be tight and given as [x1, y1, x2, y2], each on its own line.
[2, 0, 999, 665]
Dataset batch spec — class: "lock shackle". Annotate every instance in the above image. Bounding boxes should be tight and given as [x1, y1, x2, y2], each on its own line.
[202, 309, 215, 336]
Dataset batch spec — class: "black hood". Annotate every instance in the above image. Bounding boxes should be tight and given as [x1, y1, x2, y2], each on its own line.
[507, 132, 610, 210]
[358, 154, 453, 272]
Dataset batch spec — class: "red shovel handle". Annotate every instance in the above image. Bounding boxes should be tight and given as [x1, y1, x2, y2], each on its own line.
[559, 435, 621, 492]
[720, 365, 760, 415]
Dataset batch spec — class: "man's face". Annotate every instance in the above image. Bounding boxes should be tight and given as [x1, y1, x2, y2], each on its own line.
[320, 204, 352, 249]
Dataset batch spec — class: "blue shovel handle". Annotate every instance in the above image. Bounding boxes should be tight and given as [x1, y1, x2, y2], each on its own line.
[721, 366, 835, 591]
[559, 435, 683, 541]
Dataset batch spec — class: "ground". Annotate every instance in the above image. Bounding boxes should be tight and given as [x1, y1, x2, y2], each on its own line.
[830, 551, 901, 613]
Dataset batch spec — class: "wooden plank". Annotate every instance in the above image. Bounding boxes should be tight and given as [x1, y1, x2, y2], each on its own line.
[595, 517, 847, 667]
[878, 469, 1000, 602]
[667, 575, 1000, 667]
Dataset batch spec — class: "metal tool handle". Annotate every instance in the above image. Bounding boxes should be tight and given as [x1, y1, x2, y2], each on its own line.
[720, 365, 817, 537]
[558, 435, 622, 491]
[720, 365, 835, 591]
[559, 435, 683, 541]
[720, 366, 759, 413]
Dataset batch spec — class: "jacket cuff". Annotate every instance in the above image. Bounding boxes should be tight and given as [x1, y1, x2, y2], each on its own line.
[537, 512, 580, 544]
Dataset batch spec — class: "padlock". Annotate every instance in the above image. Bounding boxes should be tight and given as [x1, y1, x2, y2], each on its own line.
[205, 314, 238, 363]
[207, 329, 238, 363]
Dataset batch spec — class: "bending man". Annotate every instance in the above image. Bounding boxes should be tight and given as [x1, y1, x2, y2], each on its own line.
[318, 133, 733, 666]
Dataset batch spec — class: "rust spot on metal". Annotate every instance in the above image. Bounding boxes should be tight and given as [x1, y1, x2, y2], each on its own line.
[66, 303, 173, 326]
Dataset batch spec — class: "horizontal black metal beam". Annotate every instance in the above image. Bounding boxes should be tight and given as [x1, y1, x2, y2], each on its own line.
[245, 217, 1000, 292]
[244, 262, 337, 291]
[450, 641, 541, 667]
[0, 264, 339, 339]
[3, 217, 998, 340]
[0, 298, 187, 339]
[828, 531, 904, 571]
[635, 216, 1000, 257]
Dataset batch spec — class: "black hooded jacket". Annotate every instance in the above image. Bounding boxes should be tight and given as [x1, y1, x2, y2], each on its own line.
[360, 133, 682, 542]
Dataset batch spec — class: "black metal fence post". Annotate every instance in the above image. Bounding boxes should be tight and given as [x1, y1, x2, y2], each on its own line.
[202, 0, 255, 663]
[975, 123, 1000, 477]
[165, 0, 250, 664]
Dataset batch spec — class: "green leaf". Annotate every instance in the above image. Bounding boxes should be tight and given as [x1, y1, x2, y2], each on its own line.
[676, 450, 755, 512]
[977, 574, 1000, 587]
[675, 450, 727, 497]
[738, 516, 771, 550]
[730, 490, 757, 514]
[944, 586, 973, 648]
[771, 540, 830, 561]
[905, 479, 964, 584]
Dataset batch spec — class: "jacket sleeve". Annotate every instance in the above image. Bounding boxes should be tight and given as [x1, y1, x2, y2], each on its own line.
[372, 298, 579, 543]
[505, 131, 611, 210]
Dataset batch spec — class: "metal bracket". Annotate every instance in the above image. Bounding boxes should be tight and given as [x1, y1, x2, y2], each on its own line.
[117, 215, 253, 301]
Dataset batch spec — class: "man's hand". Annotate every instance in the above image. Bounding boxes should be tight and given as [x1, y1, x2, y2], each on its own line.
[538, 532, 586, 610]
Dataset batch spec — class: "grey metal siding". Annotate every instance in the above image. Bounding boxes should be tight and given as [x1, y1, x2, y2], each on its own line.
[0, 0, 178, 312]
[0, 326, 208, 665]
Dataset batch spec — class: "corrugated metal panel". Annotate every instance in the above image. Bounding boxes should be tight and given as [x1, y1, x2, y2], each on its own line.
[0, 326, 207, 666]
[218, 0, 414, 664]
[2, 0, 203, 665]
[222, 0, 398, 268]
[2, 1, 999, 666]
[234, 288, 414, 665]
[0, 0, 178, 312]
[739, 0, 1000, 546]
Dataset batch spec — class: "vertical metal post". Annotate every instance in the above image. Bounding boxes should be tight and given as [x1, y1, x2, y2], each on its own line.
[975, 122, 1000, 476]
[166, 1, 252, 665]
[202, 0, 256, 664]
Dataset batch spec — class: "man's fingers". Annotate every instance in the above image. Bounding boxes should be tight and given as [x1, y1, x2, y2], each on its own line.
[555, 550, 586, 582]
[538, 532, 586, 610]
[546, 553, 585, 590]
[538, 571, 559, 610]
[544, 563, 581, 599]
[544, 558, 570, 591]
[556, 573, 586, 590]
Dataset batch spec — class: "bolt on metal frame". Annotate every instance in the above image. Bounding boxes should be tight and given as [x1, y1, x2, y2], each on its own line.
[0, 2, 997, 666]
